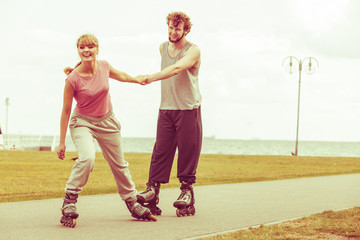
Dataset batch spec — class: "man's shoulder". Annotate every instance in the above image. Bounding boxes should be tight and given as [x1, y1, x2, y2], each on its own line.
[184, 42, 200, 57]
[189, 44, 200, 52]
[185, 41, 200, 52]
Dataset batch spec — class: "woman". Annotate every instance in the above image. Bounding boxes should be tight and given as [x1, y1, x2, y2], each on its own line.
[57, 34, 155, 227]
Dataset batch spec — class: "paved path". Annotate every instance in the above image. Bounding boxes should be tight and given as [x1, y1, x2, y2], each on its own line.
[1, 174, 359, 240]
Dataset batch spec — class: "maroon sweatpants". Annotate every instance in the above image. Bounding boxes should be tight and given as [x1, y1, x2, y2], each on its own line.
[148, 107, 202, 184]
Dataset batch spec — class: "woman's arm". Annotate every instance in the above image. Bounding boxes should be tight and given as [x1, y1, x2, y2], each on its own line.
[57, 81, 74, 160]
[109, 63, 144, 84]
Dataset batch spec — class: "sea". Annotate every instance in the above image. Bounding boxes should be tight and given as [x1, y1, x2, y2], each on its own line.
[1, 134, 360, 157]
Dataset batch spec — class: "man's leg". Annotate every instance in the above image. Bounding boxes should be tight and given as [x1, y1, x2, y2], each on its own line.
[176, 107, 203, 183]
[172, 107, 202, 217]
[148, 110, 178, 183]
[137, 110, 177, 215]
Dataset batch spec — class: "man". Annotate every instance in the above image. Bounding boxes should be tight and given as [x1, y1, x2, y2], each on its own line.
[137, 12, 202, 217]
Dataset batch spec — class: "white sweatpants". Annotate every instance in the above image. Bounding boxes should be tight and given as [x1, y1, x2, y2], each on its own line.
[65, 110, 137, 202]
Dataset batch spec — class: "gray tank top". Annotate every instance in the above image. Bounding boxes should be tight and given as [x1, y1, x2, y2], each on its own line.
[159, 41, 202, 110]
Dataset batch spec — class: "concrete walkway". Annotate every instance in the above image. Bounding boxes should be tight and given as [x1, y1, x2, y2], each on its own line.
[1, 174, 359, 240]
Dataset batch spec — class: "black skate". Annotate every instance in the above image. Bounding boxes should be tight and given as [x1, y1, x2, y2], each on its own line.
[60, 193, 79, 228]
[126, 200, 157, 221]
[173, 181, 195, 217]
[137, 182, 162, 216]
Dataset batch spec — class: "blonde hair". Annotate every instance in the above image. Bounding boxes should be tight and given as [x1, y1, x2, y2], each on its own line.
[64, 34, 99, 76]
[76, 34, 99, 48]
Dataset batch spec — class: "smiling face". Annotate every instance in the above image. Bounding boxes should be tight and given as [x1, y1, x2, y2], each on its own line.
[166, 12, 192, 43]
[76, 34, 99, 62]
[168, 21, 186, 43]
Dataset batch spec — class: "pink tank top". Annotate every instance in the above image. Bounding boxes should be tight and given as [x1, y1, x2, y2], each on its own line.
[67, 60, 113, 117]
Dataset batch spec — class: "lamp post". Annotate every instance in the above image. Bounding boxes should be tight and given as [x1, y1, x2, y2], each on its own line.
[282, 56, 319, 156]
[5, 97, 9, 135]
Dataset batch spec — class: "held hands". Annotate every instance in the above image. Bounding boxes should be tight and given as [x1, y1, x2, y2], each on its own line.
[135, 75, 151, 85]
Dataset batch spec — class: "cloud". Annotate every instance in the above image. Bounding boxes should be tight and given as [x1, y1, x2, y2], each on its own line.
[285, 0, 360, 59]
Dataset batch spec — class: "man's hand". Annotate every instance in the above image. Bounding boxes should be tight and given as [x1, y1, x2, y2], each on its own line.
[135, 75, 150, 85]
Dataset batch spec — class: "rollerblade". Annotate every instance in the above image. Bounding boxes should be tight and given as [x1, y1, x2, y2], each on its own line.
[125, 199, 157, 221]
[136, 181, 162, 215]
[60, 193, 79, 228]
[173, 181, 195, 217]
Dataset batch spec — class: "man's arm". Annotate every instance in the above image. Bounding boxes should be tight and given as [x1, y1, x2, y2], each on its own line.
[147, 45, 200, 83]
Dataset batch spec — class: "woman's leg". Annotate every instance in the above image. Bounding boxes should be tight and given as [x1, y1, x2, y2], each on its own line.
[94, 113, 137, 201]
[66, 116, 96, 194]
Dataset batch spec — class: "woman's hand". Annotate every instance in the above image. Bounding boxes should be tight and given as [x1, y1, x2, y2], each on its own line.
[135, 75, 150, 85]
[57, 143, 66, 160]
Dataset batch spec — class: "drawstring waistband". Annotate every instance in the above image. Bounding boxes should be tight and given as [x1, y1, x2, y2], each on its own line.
[72, 110, 114, 122]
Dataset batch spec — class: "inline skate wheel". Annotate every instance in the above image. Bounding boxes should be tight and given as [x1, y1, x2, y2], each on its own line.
[149, 214, 157, 221]
[61, 216, 77, 228]
[189, 205, 196, 215]
[176, 208, 187, 217]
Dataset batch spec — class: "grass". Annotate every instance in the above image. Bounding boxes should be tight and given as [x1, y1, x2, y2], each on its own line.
[199, 207, 360, 240]
[1, 151, 360, 202]
[1, 150, 360, 239]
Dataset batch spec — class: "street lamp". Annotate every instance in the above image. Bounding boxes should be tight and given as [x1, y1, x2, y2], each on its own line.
[282, 56, 319, 156]
[5, 97, 9, 135]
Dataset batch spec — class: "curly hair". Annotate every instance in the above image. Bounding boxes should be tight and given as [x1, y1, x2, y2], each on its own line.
[167, 12, 192, 33]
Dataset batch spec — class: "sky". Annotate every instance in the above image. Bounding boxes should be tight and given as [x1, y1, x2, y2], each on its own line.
[0, 0, 359, 142]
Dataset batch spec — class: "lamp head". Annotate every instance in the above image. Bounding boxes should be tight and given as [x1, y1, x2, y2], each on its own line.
[282, 56, 299, 74]
[303, 57, 319, 75]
